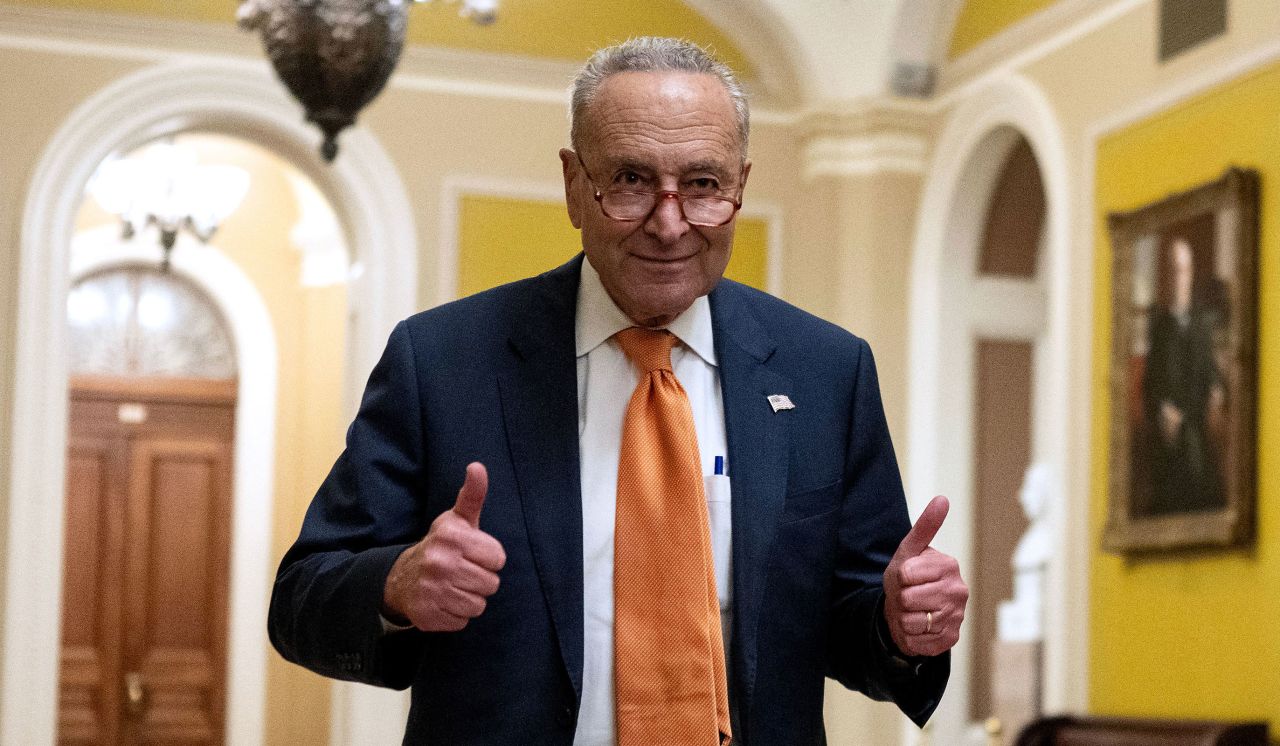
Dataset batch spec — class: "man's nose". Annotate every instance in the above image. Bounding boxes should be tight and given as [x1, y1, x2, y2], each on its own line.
[643, 192, 691, 244]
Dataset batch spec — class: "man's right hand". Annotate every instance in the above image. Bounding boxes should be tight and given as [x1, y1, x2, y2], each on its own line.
[382, 462, 507, 632]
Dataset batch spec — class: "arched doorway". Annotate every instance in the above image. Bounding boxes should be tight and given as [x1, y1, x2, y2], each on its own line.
[60, 123, 359, 744]
[3, 60, 417, 745]
[61, 265, 240, 743]
[964, 132, 1046, 737]
[907, 74, 1080, 745]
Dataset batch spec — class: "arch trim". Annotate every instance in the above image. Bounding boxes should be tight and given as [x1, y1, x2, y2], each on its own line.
[2, 59, 417, 744]
[906, 71, 1080, 743]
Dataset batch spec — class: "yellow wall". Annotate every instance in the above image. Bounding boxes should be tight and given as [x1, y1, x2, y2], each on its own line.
[724, 216, 769, 291]
[6, 0, 752, 74]
[458, 194, 770, 295]
[948, 0, 1059, 59]
[458, 196, 580, 296]
[1090, 62, 1280, 731]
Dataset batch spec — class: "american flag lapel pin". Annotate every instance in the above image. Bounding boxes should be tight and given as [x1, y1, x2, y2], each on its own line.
[766, 394, 795, 413]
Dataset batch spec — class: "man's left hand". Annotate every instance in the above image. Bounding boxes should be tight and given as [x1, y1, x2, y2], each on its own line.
[882, 495, 969, 657]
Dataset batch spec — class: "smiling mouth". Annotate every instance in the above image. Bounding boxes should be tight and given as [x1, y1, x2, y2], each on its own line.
[631, 253, 697, 264]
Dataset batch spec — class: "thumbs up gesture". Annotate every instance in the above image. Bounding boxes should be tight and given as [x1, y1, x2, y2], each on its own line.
[882, 495, 969, 657]
[382, 462, 507, 632]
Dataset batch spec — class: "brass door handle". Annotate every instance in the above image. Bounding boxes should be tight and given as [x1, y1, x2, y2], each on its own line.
[985, 717, 1004, 746]
[124, 671, 148, 717]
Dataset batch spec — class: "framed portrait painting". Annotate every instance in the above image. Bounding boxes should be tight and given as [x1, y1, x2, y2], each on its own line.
[1103, 167, 1259, 554]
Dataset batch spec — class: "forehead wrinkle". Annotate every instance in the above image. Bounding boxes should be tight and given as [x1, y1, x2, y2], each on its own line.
[582, 72, 743, 158]
[590, 119, 740, 156]
[591, 141, 740, 181]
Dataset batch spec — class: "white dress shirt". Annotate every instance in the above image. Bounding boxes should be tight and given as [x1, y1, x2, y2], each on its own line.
[573, 259, 733, 746]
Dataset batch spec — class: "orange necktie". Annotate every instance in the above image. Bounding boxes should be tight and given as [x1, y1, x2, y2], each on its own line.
[613, 327, 730, 746]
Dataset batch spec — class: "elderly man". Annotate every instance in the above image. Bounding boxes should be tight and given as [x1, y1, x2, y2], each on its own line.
[270, 37, 967, 745]
[1141, 236, 1225, 514]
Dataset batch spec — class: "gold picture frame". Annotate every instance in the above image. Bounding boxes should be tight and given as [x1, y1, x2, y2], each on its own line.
[1103, 167, 1259, 554]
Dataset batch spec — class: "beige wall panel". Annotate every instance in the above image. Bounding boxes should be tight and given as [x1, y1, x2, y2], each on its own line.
[795, 171, 921, 449]
[1021, 0, 1278, 139]
[362, 88, 569, 307]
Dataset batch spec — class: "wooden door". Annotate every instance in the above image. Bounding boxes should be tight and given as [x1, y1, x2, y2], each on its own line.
[59, 376, 235, 745]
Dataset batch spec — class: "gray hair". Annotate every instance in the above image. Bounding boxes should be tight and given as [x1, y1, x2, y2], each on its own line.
[570, 37, 750, 159]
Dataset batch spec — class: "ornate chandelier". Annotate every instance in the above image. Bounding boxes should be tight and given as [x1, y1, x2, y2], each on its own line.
[238, 0, 499, 162]
[86, 140, 251, 270]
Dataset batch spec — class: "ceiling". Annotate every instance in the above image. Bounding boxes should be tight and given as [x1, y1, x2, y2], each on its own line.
[5, 0, 1011, 106]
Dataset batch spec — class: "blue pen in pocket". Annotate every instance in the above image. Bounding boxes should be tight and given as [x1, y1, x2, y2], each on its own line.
[706, 455, 732, 609]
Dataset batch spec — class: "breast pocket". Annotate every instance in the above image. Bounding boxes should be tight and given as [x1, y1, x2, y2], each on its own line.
[779, 478, 842, 524]
[705, 474, 732, 610]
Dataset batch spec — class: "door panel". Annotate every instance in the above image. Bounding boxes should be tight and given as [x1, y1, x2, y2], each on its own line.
[59, 377, 234, 745]
[61, 436, 125, 745]
[125, 439, 230, 744]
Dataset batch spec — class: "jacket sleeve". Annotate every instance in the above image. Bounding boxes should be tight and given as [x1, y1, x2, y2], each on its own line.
[268, 320, 429, 689]
[824, 338, 949, 726]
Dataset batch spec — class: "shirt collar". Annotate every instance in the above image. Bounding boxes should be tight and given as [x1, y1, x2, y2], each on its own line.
[575, 257, 717, 367]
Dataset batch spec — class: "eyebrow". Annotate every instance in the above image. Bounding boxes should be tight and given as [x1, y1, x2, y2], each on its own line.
[605, 158, 655, 175]
[603, 157, 734, 180]
[683, 161, 730, 176]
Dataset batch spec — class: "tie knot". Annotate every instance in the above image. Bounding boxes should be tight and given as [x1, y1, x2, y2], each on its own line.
[615, 327, 676, 373]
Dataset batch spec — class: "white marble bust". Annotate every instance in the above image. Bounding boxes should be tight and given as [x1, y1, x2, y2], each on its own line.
[998, 463, 1054, 643]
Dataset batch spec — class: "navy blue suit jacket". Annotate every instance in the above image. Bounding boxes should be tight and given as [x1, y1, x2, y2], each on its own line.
[270, 255, 947, 744]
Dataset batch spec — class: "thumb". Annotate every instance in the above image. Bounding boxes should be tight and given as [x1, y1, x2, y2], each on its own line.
[896, 495, 949, 559]
[451, 462, 489, 527]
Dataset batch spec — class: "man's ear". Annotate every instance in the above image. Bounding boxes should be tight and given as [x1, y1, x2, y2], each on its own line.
[559, 148, 583, 229]
[739, 159, 752, 194]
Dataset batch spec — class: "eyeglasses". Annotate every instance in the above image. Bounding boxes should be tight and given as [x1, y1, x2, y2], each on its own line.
[575, 154, 742, 227]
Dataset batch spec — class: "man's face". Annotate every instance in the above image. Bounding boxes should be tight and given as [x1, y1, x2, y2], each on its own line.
[560, 71, 750, 327]
[1170, 239, 1194, 312]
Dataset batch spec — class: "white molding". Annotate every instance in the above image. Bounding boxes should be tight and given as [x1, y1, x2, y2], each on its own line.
[3, 58, 417, 745]
[67, 229, 278, 746]
[682, 0, 807, 107]
[0, 2, 261, 59]
[1087, 32, 1280, 140]
[0, 1, 825, 132]
[795, 97, 934, 179]
[755, 0, 1270, 136]
[937, 0, 1150, 101]
[968, 276, 1048, 339]
[935, 0, 1280, 119]
[0, 4, 573, 107]
[904, 71, 1078, 744]
[801, 133, 928, 179]
[0, 1, 803, 113]
[436, 176, 566, 306]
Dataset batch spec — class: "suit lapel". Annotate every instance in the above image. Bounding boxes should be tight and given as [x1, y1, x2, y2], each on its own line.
[709, 283, 792, 717]
[499, 257, 586, 701]
[497, 265, 792, 712]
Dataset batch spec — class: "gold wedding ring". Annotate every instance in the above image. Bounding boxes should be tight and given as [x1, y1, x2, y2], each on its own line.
[926, 611, 933, 634]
